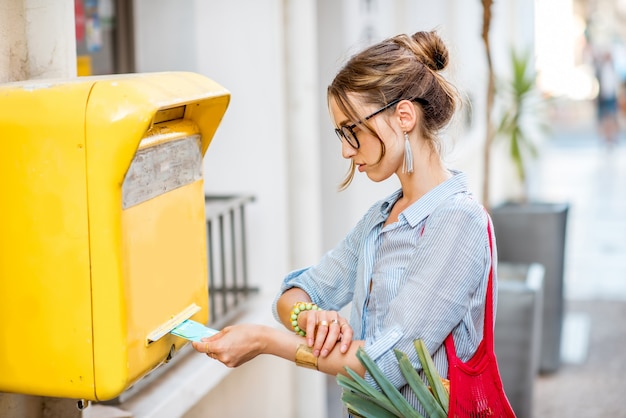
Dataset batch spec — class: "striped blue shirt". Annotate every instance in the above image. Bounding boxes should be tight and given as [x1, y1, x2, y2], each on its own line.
[272, 170, 497, 410]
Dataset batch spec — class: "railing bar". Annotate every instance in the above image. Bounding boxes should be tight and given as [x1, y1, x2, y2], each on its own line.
[208, 287, 260, 293]
[207, 220, 216, 323]
[218, 214, 228, 315]
[229, 207, 238, 306]
[239, 203, 250, 296]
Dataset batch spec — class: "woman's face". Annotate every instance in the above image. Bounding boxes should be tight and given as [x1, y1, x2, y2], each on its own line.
[329, 96, 405, 183]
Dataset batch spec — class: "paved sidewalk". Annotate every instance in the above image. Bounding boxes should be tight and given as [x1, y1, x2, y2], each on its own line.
[531, 115, 626, 417]
[534, 300, 626, 417]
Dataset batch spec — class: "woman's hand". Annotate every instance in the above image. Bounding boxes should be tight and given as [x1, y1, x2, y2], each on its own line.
[298, 310, 354, 358]
[191, 322, 364, 377]
[191, 324, 266, 368]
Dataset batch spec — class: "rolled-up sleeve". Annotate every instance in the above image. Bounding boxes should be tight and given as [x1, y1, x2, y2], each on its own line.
[271, 204, 383, 323]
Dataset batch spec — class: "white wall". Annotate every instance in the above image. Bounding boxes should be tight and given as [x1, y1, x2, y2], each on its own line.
[134, 0, 290, 295]
[317, 0, 403, 251]
[133, 0, 197, 72]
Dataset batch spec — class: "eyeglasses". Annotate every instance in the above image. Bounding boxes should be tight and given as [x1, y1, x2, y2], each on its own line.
[334, 97, 427, 149]
[334, 99, 401, 149]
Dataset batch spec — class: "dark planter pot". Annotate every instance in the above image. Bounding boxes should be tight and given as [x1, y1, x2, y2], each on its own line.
[490, 201, 569, 374]
[495, 262, 545, 418]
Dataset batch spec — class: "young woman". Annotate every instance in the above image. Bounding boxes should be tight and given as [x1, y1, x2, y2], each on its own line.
[192, 30, 497, 413]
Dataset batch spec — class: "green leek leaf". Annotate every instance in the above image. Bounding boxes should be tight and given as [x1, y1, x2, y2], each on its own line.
[342, 391, 410, 418]
[394, 349, 447, 417]
[414, 339, 449, 411]
[356, 347, 423, 418]
[339, 367, 400, 412]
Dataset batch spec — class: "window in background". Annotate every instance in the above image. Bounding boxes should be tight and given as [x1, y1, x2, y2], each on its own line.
[75, 0, 134, 76]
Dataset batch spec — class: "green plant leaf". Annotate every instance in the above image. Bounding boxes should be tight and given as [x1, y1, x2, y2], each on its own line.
[338, 367, 400, 413]
[336, 373, 372, 397]
[414, 340, 449, 411]
[342, 391, 412, 418]
[338, 369, 405, 417]
[494, 45, 550, 189]
[355, 347, 423, 418]
[510, 128, 524, 182]
[394, 350, 448, 417]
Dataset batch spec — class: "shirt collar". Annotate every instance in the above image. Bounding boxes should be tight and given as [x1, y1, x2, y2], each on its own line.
[378, 170, 469, 228]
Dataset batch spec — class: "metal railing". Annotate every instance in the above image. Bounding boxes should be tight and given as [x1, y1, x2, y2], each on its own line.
[205, 194, 258, 328]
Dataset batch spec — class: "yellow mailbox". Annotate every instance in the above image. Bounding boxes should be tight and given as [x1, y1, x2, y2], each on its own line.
[0, 72, 229, 401]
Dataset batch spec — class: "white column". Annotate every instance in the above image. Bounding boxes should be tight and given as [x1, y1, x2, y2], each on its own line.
[0, 0, 76, 83]
[0, 0, 26, 83]
[284, 0, 323, 268]
[284, 1, 327, 418]
[0, 1, 78, 415]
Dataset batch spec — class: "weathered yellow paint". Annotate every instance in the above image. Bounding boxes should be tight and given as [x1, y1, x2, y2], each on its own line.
[0, 72, 229, 401]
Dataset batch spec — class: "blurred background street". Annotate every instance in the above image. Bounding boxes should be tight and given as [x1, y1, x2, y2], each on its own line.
[533, 101, 626, 417]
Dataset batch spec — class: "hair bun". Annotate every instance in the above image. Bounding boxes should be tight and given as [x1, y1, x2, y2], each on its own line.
[411, 31, 449, 71]
[432, 51, 447, 71]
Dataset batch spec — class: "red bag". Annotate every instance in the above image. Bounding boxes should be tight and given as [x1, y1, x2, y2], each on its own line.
[444, 221, 516, 417]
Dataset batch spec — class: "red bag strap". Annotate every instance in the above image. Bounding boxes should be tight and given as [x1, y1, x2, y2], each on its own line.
[445, 219, 495, 356]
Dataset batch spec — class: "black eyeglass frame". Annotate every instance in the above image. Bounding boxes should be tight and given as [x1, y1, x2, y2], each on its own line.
[334, 97, 428, 149]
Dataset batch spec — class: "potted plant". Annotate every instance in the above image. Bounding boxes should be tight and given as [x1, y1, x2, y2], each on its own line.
[478, 0, 569, 389]
[493, 47, 545, 202]
[478, 0, 550, 205]
[487, 45, 569, 377]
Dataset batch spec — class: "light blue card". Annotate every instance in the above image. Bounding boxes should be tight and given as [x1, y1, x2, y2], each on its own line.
[170, 319, 219, 342]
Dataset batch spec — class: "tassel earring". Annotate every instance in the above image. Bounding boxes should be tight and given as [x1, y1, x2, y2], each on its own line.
[403, 132, 414, 174]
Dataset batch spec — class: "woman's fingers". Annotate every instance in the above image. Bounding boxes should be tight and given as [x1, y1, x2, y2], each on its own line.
[312, 318, 329, 357]
[320, 319, 342, 357]
[300, 310, 352, 356]
[312, 315, 345, 358]
[338, 321, 353, 353]
[304, 311, 318, 347]
[191, 329, 223, 359]
[191, 340, 214, 357]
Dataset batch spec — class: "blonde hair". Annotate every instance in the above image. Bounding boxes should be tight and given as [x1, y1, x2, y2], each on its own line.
[328, 30, 460, 189]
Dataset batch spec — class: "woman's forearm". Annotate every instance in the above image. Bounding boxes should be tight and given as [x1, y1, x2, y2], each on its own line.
[261, 326, 366, 377]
